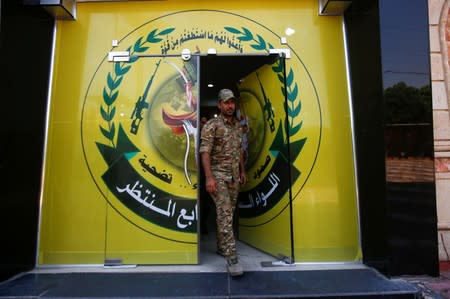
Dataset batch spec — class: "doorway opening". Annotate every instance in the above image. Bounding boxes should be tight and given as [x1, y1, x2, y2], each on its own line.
[199, 54, 278, 119]
[197, 54, 291, 266]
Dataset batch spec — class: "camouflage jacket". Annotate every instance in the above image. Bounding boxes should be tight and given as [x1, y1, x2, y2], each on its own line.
[199, 114, 243, 181]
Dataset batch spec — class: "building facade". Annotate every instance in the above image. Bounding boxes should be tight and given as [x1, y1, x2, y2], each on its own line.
[0, 0, 441, 282]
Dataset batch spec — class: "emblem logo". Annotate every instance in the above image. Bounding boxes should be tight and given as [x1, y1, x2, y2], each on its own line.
[81, 10, 321, 240]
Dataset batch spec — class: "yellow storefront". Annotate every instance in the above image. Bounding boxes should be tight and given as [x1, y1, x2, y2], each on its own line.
[37, 0, 360, 266]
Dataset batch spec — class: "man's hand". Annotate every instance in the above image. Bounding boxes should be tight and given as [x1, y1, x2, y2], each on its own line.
[205, 176, 217, 195]
[201, 152, 216, 195]
[240, 171, 248, 185]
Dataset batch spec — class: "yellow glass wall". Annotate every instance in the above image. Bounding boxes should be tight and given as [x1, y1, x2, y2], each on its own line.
[38, 0, 360, 264]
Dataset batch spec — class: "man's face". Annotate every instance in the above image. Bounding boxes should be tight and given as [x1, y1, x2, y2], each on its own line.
[218, 99, 236, 117]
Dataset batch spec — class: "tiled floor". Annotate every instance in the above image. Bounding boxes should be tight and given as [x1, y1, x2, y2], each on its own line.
[1, 267, 419, 299]
[32, 232, 366, 275]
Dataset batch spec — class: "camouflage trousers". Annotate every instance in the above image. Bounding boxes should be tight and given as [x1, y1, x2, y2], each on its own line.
[209, 176, 240, 260]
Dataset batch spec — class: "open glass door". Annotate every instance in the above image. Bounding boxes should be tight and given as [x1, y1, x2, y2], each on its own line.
[237, 55, 294, 263]
[102, 55, 200, 265]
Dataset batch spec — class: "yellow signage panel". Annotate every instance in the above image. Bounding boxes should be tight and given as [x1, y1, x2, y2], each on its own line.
[39, 0, 360, 265]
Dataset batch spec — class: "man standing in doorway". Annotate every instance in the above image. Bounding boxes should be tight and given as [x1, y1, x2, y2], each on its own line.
[199, 88, 248, 276]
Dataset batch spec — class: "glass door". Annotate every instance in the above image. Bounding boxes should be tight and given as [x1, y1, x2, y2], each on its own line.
[237, 55, 295, 263]
[102, 55, 200, 265]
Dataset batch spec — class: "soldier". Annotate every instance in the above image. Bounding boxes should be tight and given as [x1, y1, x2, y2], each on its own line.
[199, 88, 248, 276]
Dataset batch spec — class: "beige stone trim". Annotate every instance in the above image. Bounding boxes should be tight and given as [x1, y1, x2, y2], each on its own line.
[438, 0, 450, 116]
[432, 0, 450, 262]
[436, 172, 450, 179]
[434, 111, 450, 139]
[430, 0, 446, 25]
[430, 25, 441, 52]
[433, 81, 449, 109]
[435, 151, 450, 157]
[435, 139, 450, 152]
[439, 222, 450, 229]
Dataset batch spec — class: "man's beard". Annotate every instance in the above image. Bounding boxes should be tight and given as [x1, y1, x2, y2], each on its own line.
[222, 108, 235, 116]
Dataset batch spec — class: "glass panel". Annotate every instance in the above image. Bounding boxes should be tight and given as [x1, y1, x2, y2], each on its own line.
[237, 56, 293, 261]
[103, 55, 199, 265]
[380, 0, 437, 275]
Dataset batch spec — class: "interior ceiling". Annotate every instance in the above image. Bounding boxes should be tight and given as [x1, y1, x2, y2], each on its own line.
[199, 54, 279, 106]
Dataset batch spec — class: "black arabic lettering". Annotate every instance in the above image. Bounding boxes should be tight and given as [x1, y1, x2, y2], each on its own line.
[253, 155, 272, 179]
[139, 155, 173, 184]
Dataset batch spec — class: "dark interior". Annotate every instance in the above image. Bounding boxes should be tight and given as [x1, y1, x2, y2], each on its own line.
[197, 53, 280, 241]
[199, 54, 279, 118]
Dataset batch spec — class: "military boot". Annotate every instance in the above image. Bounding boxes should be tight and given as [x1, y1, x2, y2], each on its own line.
[227, 258, 243, 276]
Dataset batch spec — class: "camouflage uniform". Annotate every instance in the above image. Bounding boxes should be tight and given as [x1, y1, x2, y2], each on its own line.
[199, 114, 243, 260]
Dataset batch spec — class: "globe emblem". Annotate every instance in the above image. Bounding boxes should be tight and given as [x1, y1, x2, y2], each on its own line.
[146, 72, 198, 172]
[239, 90, 265, 169]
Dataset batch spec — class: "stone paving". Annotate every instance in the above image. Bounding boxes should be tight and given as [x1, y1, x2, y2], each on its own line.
[397, 262, 450, 299]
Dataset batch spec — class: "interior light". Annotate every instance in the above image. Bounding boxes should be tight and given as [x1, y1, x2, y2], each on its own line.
[214, 114, 218, 118]
[208, 83, 214, 88]
[285, 27, 295, 36]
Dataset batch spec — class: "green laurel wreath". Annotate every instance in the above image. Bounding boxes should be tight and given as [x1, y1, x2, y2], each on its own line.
[100, 28, 175, 147]
[224, 26, 303, 137]
[100, 26, 302, 145]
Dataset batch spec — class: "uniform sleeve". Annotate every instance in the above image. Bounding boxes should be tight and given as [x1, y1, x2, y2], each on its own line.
[199, 120, 215, 154]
